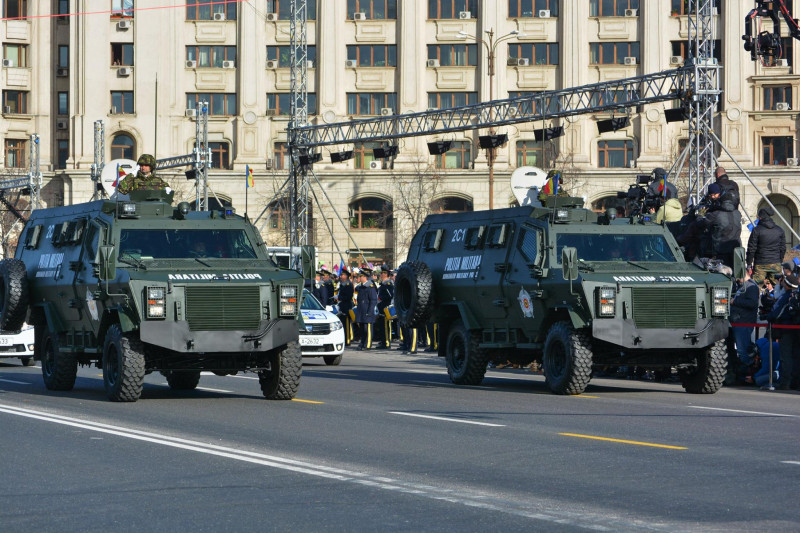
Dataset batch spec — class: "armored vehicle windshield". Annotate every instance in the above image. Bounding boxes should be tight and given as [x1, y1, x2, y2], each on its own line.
[118, 228, 258, 260]
[555, 232, 678, 263]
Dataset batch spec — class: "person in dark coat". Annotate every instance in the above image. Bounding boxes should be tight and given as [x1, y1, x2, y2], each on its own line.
[692, 183, 741, 267]
[763, 274, 800, 389]
[714, 166, 740, 209]
[355, 268, 377, 350]
[729, 267, 761, 380]
[747, 206, 786, 284]
[321, 269, 335, 306]
[336, 269, 355, 346]
[374, 265, 394, 349]
[310, 270, 328, 307]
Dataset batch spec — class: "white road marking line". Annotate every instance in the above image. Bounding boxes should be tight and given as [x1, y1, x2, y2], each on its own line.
[781, 461, 800, 466]
[688, 406, 798, 418]
[409, 380, 445, 385]
[196, 387, 233, 393]
[0, 378, 30, 385]
[304, 371, 358, 377]
[389, 411, 506, 427]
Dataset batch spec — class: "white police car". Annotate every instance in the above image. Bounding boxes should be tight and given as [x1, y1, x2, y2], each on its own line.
[300, 289, 345, 365]
[0, 324, 35, 366]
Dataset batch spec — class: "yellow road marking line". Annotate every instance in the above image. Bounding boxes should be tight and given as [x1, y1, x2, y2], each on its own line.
[574, 394, 599, 398]
[291, 398, 324, 404]
[559, 433, 687, 450]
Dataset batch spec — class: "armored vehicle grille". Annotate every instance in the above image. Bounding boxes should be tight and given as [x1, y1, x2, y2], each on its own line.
[185, 285, 261, 331]
[631, 287, 696, 328]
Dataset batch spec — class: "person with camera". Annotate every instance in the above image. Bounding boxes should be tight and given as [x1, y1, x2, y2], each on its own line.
[686, 183, 742, 267]
[714, 167, 740, 209]
[729, 267, 761, 382]
[762, 274, 800, 389]
[747, 206, 786, 284]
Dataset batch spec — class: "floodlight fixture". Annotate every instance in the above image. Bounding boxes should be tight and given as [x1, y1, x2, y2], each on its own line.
[533, 126, 564, 142]
[665, 106, 689, 123]
[373, 145, 399, 159]
[478, 134, 509, 149]
[330, 150, 354, 163]
[299, 151, 322, 166]
[427, 140, 453, 155]
[596, 116, 630, 133]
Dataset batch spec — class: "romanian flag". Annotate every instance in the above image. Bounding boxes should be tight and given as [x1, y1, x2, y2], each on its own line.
[656, 178, 667, 197]
[113, 163, 125, 187]
[246, 165, 255, 188]
[541, 172, 559, 195]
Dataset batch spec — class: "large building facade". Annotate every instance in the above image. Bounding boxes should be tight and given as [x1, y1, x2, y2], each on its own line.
[1, 0, 798, 266]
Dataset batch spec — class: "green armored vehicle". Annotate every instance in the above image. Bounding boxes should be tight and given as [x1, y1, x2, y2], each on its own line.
[0, 191, 310, 402]
[395, 197, 738, 395]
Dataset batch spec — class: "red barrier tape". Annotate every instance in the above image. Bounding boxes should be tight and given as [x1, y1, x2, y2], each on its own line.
[730, 322, 800, 329]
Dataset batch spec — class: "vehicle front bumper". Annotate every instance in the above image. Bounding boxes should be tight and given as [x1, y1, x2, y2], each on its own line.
[139, 319, 299, 352]
[300, 328, 345, 357]
[592, 318, 728, 350]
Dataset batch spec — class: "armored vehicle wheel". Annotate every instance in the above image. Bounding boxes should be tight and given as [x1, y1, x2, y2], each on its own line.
[20, 357, 33, 367]
[0, 259, 29, 332]
[395, 261, 434, 328]
[543, 322, 593, 395]
[679, 339, 727, 394]
[41, 331, 77, 391]
[164, 370, 201, 390]
[445, 323, 490, 385]
[323, 354, 342, 366]
[259, 340, 302, 400]
[103, 325, 146, 402]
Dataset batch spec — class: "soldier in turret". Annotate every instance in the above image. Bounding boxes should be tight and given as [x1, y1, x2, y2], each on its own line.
[117, 154, 169, 194]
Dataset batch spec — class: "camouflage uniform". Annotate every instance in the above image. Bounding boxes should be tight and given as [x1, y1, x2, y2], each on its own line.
[117, 154, 169, 194]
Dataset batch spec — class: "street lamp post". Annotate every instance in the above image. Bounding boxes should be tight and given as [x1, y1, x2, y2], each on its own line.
[459, 28, 523, 210]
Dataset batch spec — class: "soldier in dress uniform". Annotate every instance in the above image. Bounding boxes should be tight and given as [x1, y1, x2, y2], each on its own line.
[311, 270, 328, 306]
[375, 264, 394, 349]
[321, 268, 335, 307]
[336, 269, 355, 346]
[116, 154, 169, 194]
[355, 268, 377, 350]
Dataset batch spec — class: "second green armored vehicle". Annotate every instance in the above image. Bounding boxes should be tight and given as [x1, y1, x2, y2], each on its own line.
[395, 197, 737, 395]
[0, 191, 311, 402]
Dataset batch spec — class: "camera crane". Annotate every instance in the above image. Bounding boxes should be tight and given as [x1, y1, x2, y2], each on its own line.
[743, 0, 800, 63]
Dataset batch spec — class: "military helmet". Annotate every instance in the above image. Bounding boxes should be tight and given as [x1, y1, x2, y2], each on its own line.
[137, 154, 156, 167]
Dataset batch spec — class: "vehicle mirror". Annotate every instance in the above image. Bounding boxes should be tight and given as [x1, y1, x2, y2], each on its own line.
[733, 246, 746, 280]
[562, 246, 578, 281]
[300, 245, 316, 280]
[98, 245, 116, 281]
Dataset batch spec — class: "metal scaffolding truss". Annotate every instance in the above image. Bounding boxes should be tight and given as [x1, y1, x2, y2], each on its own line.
[288, 0, 310, 249]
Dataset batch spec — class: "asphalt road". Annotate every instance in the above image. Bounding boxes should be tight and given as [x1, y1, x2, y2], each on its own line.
[1, 348, 798, 533]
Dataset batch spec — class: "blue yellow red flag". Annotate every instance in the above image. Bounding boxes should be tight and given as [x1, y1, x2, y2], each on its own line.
[246, 165, 255, 188]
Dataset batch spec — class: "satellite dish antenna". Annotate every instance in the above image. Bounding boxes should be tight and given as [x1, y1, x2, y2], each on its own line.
[100, 159, 138, 197]
[511, 166, 547, 207]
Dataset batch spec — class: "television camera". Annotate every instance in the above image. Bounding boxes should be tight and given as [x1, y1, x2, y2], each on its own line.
[743, 0, 800, 62]
[616, 174, 666, 218]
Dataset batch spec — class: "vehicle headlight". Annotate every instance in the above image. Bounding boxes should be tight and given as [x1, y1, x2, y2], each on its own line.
[330, 320, 343, 331]
[711, 287, 729, 317]
[596, 286, 616, 318]
[279, 284, 298, 317]
[146, 286, 166, 319]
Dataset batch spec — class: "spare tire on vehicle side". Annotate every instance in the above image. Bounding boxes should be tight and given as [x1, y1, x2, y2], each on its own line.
[0, 259, 29, 332]
[395, 261, 434, 328]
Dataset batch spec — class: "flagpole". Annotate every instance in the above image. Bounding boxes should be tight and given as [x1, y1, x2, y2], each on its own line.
[245, 165, 248, 220]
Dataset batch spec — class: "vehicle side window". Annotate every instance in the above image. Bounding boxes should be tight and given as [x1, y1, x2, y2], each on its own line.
[84, 224, 99, 261]
[464, 225, 486, 250]
[68, 219, 86, 244]
[486, 223, 509, 248]
[517, 227, 541, 264]
[52, 221, 69, 246]
[24, 224, 42, 249]
[423, 229, 444, 252]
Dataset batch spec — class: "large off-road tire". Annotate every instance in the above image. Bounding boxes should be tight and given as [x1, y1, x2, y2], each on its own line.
[679, 339, 727, 394]
[395, 261, 434, 328]
[542, 321, 593, 395]
[103, 325, 146, 402]
[259, 340, 302, 400]
[164, 370, 201, 390]
[323, 354, 342, 366]
[446, 323, 490, 385]
[20, 357, 33, 367]
[41, 330, 77, 391]
[0, 259, 29, 332]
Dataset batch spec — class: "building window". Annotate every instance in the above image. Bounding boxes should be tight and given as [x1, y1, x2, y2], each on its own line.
[186, 46, 236, 67]
[589, 89, 629, 107]
[2, 44, 28, 68]
[111, 0, 133, 18]
[58, 0, 69, 16]
[57, 140, 69, 170]
[273, 142, 288, 170]
[267, 93, 318, 115]
[3, 91, 28, 114]
[267, 0, 317, 20]
[428, 0, 477, 18]
[347, 93, 397, 115]
[670, 40, 722, 63]
[354, 142, 385, 169]
[208, 142, 230, 169]
[267, 45, 317, 68]
[590, 0, 639, 16]
[670, 0, 718, 16]
[598, 140, 635, 168]
[427, 44, 478, 66]
[509, 91, 559, 114]
[111, 43, 134, 66]
[431, 197, 474, 213]
[58, 45, 69, 68]
[781, 37, 794, 67]
[4, 139, 26, 168]
[508, 43, 559, 65]
[111, 91, 134, 114]
[347, 45, 398, 67]
[349, 197, 392, 229]
[509, 0, 559, 17]
[591, 195, 627, 217]
[590, 42, 640, 65]
[110, 133, 135, 159]
[763, 136, 794, 166]
[764, 85, 793, 111]
[428, 92, 478, 109]
[58, 92, 68, 115]
[347, 0, 397, 19]
[516, 140, 546, 166]
[186, 0, 237, 20]
[267, 200, 290, 230]
[186, 93, 236, 116]
[4, 0, 27, 18]
[435, 141, 471, 169]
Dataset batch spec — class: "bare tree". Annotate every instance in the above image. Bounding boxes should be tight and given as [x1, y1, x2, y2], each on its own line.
[389, 158, 442, 258]
[0, 189, 29, 259]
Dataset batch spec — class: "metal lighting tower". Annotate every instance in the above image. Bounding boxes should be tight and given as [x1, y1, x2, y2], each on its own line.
[288, 0, 310, 248]
[91, 120, 105, 200]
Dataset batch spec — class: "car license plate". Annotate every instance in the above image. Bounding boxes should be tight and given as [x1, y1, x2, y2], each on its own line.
[0, 338, 10, 346]
[301, 337, 322, 346]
